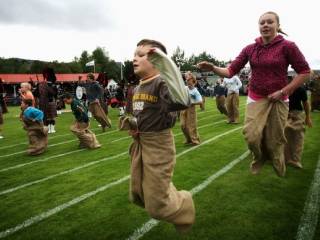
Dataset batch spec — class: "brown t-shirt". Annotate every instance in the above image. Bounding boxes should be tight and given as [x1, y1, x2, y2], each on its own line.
[133, 76, 187, 132]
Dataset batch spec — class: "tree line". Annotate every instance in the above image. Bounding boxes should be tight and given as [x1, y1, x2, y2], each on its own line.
[0, 46, 227, 82]
[171, 47, 227, 72]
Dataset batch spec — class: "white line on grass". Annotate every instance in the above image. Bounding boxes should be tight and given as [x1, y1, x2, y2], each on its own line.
[0, 130, 118, 159]
[0, 119, 226, 172]
[197, 109, 214, 115]
[0, 133, 127, 172]
[198, 113, 220, 122]
[176, 127, 241, 158]
[196, 100, 246, 116]
[48, 127, 101, 140]
[0, 143, 27, 150]
[126, 150, 250, 240]
[0, 127, 102, 151]
[174, 120, 225, 137]
[0, 102, 245, 153]
[111, 136, 131, 143]
[198, 103, 246, 122]
[190, 151, 250, 195]
[296, 154, 320, 240]
[112, 120, 226, 143]
[0, 127, 241, 196]
[0, 149, 85, 173]
[0, 152, 127, 196]
[0, 128, 244, 238]
[0, 175, 130, 239]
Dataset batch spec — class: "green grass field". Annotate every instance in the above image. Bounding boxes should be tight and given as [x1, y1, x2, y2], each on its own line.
[0, 97, 319, 240]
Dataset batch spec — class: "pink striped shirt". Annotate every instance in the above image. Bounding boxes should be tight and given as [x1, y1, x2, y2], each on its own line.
[228, 35, 310, 97]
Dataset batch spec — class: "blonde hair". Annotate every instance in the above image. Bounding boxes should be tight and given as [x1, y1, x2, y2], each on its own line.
[186, 71, 197, 85]
[20, 82, 31, 90]
[260, 11, 288, 36]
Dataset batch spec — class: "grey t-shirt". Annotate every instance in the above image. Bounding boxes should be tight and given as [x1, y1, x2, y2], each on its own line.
[132, 76, 188, 132]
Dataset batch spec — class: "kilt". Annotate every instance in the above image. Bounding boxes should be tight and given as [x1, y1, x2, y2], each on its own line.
[46, 101, 57, 120]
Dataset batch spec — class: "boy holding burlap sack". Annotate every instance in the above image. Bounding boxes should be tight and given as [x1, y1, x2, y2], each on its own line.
[120, 39, 195, 233]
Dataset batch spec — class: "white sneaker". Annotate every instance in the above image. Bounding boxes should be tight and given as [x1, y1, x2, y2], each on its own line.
[48, 124, 52, 134]
[0, 135, 3, 139]
[51, 125, 56, 133]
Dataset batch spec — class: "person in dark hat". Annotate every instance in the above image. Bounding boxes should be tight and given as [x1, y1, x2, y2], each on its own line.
[38, 67, 58, 133]
[0, 78, 8, 139]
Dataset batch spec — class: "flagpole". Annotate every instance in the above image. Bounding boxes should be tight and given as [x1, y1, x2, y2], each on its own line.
[94, 61, 95, 73]
[120, 62, 123, 80]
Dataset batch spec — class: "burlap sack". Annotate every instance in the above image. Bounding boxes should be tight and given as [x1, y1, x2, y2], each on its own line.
[129, 129, 195, 226]
[284, 111, 306, 164]
[70, 122, 101, 149]
[23, 119, 48, 155]
[89, 102, 111, 128]
[243, 99, 288, 176]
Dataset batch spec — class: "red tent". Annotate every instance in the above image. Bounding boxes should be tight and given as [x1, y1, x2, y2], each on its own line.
[0, 73, 99, 84]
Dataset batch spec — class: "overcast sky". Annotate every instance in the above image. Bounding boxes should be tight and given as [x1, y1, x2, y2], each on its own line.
[0, 0, 319, 68]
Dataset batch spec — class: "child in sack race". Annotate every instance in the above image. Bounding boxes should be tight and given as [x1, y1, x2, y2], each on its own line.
[21, 99, 48, 155]
[64, 93, 101, 149]
[119, 39, 195, 233]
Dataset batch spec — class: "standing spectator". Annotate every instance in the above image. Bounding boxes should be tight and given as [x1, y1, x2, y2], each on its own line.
[0, 78, 7, 139]
[85, 73, 111, 131]
[125, 75, 139, 115]
[197, 11, 310, 177]
[222, 66, 242, 123]
[0, 78, 8, 114]
[55, 83, 65, 115]
[284, 79, 312, 169]
[96, 73, 109, 115]
[214, 78, 228, 116]
[38, 68, 58, 133]
[309, 74, 320, 111]
[30, 79, 40, 107]
[0, 102, 3, 139]
[196, 78, 206, 111]
[115, 82, 126, 116]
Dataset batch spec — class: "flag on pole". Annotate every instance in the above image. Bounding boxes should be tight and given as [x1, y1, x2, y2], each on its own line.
[85, 60, 95, 67]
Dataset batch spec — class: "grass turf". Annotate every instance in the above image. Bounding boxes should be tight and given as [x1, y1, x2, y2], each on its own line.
[0, 97, 319, 240]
